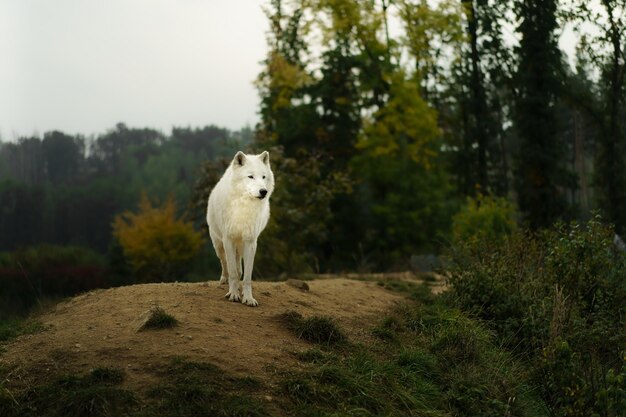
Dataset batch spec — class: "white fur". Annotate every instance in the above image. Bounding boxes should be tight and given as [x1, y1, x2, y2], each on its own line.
[206, 151, 274, 307]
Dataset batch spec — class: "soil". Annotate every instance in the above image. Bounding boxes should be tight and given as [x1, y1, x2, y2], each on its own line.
[0, 275, 441, 391]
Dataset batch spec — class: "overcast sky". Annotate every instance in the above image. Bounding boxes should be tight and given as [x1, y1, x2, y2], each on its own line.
[1, 1, 587, 141]
[0, 0, 268, 140]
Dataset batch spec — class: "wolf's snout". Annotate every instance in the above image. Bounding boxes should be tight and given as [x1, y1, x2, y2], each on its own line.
[259, 189, 268, 199]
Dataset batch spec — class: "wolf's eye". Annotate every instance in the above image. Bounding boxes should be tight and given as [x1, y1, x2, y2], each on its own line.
[248, 175, 254, 179]
[262, 175, 266, 179]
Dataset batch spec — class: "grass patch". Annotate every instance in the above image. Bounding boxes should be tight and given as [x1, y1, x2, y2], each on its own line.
[280, 311, 346, 345]
[275, 296, 546, 417]
[139, 306, 178, 330]
[372, 315, 404, 342]
[0, 318, 43, 343]
[1, 360, 270, 417]
[295, 348, 328, 363]
[137, 358, 268, 417]
[377, 279, 435, 303]
[0, 367, 137, 417]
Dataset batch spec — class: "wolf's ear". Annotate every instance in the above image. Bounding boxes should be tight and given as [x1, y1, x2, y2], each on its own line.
[260, 151, 270, 166]
[233, 151, 246, 167]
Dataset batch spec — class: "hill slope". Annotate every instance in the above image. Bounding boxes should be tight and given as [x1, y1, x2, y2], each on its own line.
[1, 278, 407, 391]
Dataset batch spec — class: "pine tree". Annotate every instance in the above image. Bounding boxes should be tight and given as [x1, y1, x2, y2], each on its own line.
[514, 0, 569, 229]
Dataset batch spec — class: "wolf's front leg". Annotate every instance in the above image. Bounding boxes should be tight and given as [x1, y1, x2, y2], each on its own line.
[241, 240, 258, 307]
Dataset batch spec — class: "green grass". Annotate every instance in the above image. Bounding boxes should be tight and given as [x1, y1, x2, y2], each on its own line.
[135, 358, 268, 417]
[0, 318, 43, 343]
[140, 306, 178, 330]
[377, 279, 436, 302]
[280, 311, 346, 345]
[1, 360, 269, 417]
[0, 367, 137, 417]
[277, 296, 547, 417]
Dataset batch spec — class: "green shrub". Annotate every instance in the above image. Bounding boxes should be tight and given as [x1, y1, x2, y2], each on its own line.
[140, 306, 179, 330]
[446, 216, 626, 416]
[0, 318, 43, 342]
[451, 194, 518, 245]
[0, 245, 106, 314]
[280, 311, 346, 345]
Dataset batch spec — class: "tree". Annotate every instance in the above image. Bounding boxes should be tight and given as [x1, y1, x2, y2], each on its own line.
[255, 0, 464, 270]
[112, 194, 203, 282]
[0, 180, 45, 250]
[91, 123, 164, 175]
[42, 131, 84, 184]
[353, 74, 457, 268]
[514, 0, 570, 229]
[566, 0, 626, 234]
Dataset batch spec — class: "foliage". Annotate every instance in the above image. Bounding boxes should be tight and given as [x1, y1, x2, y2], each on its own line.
[0, 124, 249, 255]
[351, 150, 458, 269]
[256, 0, 460, 271]
[356, 72, 440, 166]
[0, 359, 268, 417]
[259, 148, 352, 274]
[135, 359, 268, 417]
[0, 367, 137, 417]
[279, 295, 544, 416]
[564, 0, 626, 234]
[446, 217, 626, 416]
[0, 318, 43, 343]
[280, 311, 346, 345]
[452, 193, 518, 244]
[350, 72, 456, 269]
[113, 195, 203, 282]
[139, 306, 179, 330]
[0, 245, 107, 314]
[513, 0, 572, 228]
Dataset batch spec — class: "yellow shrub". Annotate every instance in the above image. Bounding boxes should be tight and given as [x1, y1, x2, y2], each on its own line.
[112, 194, 202, 281]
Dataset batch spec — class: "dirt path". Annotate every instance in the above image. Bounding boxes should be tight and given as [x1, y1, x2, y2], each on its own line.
[1, 278, 412, 390]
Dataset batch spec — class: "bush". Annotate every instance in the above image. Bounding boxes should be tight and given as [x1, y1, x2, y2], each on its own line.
[451, 194, 518, 245]
[446, 217, 626, 416]
[139, 306, 178, 330]
[280, 311, 346, 345]
[0, 245, 106, 314]
[113, 194, 203, 282]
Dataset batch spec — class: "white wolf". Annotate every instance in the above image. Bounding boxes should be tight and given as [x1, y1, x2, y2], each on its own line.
[206, 151, 274, 307]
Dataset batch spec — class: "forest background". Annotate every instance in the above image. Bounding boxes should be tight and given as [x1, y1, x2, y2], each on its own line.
[1, 0, 625, 294]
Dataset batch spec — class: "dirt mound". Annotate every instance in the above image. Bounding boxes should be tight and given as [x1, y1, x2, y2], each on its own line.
[1, 278, 409, 390]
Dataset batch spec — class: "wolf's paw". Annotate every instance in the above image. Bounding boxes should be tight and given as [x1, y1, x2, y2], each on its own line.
[225, 291, 241, 302]
[242, 296, 258, 307]
[219, 276, 227, 285]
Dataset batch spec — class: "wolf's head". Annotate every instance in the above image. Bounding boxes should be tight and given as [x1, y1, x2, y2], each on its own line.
[231, 151, 275, 200]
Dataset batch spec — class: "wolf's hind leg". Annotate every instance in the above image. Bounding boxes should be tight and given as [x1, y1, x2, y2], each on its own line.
[212, 238, 228, 285]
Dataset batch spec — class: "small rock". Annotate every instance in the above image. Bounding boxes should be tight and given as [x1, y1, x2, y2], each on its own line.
[75, 343, 81, 349]
[286, 279, 309, 291]
[187, 335, 193, 340]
